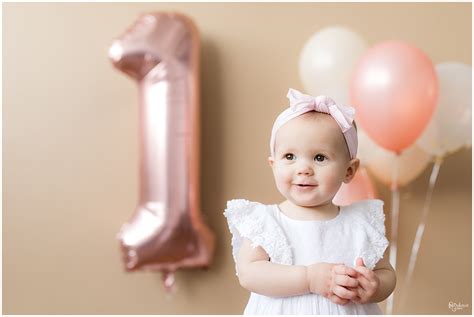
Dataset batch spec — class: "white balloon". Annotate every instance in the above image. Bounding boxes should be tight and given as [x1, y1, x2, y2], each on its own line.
[366, 144, 432, 188]
[298, 26, 367, 105]
[357, 126, 379, 167]
[417, 62, 472, 157]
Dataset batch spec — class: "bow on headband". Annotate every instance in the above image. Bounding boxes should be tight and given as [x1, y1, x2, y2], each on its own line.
[286, 88, 355, 133]
[269, 88, 358, 159]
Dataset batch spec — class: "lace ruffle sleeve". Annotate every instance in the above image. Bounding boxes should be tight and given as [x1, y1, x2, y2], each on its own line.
[350, 199, 390, 270]
[223, 199, 292, 276]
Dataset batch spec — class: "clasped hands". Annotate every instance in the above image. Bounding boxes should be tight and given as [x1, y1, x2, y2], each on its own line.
[307, 257, 380, 305]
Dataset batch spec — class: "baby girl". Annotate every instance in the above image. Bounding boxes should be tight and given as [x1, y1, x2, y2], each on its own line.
[224, 88, 396, 314]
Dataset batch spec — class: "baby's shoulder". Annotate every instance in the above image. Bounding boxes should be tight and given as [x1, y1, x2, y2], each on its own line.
[223, 199, 293, 267]
[225, 198, 267, 210]
[224, 199, 275, 221]
[340, 199, 389, 270]
[342, 199, 386, 226]
[345, 198, 384, 211]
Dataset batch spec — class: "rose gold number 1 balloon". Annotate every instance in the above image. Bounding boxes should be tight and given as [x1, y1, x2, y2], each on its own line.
[108, 12, 215, 293]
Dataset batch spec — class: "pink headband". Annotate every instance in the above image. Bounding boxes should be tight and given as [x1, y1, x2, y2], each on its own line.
[270, 88, 358, 160]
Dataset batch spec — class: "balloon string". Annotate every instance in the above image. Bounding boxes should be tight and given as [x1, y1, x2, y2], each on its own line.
[399, 156, 443, 310]
[386, 153, 400, 315]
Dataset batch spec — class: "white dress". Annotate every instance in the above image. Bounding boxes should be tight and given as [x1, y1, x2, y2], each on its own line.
[224, 199, 389, 315]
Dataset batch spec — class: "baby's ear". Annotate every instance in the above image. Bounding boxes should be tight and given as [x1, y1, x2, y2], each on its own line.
[268, 156, 274, 167]
[343, 158, 360, 183]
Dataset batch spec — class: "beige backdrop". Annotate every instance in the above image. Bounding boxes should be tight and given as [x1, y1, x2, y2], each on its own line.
[3, 2, 471, 315]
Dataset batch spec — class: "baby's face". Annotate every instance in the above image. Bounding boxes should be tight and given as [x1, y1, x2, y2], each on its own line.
[269, 112, 354, 207]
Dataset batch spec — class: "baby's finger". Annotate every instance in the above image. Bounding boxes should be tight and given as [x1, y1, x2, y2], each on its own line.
[356, 275, 372, 292]
[355, 286, 369, 302]
[352, 296, 362, 304]
[332, 285, 358, 300]
[334, 274, 359, 288]
[334, 264, 358, 277]
[329, 294, 350, 306]
[354, 265, 376, 280]
[355, 257, 365, 267]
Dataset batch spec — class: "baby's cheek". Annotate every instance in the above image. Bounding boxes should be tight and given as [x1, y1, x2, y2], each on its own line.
[273, 169, 291, 190]
[320, 171, 344, 191]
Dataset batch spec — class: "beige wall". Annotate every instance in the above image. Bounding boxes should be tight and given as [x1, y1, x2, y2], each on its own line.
[3, 2, 471, 314]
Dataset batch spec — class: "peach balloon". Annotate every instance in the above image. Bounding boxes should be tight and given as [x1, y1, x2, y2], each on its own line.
[350, 41, 438, 154]
[333, 167, 377, 206]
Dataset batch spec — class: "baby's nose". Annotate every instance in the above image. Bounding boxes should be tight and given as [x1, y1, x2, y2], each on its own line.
[296, 163, 314, 175]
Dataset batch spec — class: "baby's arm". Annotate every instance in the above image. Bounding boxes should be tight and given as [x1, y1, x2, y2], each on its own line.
[237, 238, 359, 302]
[370, 248, 397, 302]
[237, 238, 309, 297]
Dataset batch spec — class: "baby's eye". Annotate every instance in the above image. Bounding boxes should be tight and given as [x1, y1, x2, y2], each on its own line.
[284, 153, 295, 160]
[314, 154, 326, 162]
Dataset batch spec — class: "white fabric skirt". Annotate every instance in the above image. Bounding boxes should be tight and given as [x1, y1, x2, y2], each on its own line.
[244, 292, 383, 315]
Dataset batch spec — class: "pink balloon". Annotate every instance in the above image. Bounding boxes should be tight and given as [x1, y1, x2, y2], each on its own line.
[333, 167, 377, 206]
[109, 13, 215, 292]
[350, 41, 438, 154]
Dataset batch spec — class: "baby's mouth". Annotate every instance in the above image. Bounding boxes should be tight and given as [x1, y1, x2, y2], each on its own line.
[295, 184, 317, 188]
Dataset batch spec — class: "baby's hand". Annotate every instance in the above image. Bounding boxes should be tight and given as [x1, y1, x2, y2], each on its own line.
[307, 262, 359, 305]
[351, 257, 380, 304]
